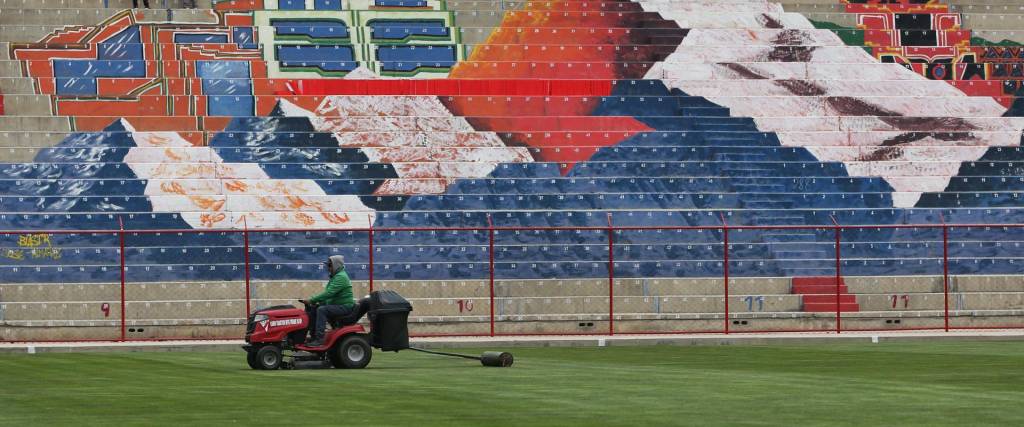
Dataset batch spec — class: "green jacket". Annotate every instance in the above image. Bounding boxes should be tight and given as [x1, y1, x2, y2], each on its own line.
[310, 268, 355, 307]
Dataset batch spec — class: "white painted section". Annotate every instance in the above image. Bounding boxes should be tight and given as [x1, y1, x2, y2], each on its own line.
[121, 118, 376, 229]
[638, 1, 1024, 207]
[279, 98, 533, 195]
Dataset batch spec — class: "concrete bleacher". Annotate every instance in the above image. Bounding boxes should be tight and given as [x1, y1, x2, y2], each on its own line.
[2, 274, 1022, 340]
[1, 0, 1024, 339]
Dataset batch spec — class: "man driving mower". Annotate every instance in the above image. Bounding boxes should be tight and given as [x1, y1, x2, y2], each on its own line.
[300, 255, 358, 347]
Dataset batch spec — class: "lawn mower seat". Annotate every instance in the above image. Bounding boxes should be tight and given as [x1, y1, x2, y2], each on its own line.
[327, 297, 371, 328]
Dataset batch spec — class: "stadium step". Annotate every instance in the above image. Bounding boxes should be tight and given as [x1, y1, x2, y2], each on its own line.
[781, 268, 838, 278]
[763, 233, 819, 243]
[720, 168, 774, 177]
[802, 302, 861, 313]
[743, 199, 794, 210]
[693, 122, 756, 132]
[792, 277, 849, 294]
[752, 216, 806, 226]
[802, 294, 857, 304]
[715, 153, 768, 162]
[791, 276, 861, 313]
[772, 250, 830, 260]
[680, 107, 730, 117]
[732, 184, 787, 193]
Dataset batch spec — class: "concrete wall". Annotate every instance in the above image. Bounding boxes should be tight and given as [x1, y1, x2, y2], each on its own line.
[2, 275, 1022, 340]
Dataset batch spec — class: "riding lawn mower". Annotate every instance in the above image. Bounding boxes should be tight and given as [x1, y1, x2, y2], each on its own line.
[242, 290, 513, 369]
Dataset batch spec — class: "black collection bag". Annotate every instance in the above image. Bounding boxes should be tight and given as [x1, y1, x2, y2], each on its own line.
[368, 290, 413, 351]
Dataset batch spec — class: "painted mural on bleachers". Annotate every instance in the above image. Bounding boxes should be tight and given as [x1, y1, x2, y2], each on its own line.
[828, 0, 1024, 109]
[7, 1, 464, 133]
[641, 0, 1024, 208]
[3, 0, 1024, 282]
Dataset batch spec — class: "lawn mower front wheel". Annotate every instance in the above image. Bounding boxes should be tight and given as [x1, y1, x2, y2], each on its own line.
[246, 347, 262, 370]
[254, 345, 283, 370]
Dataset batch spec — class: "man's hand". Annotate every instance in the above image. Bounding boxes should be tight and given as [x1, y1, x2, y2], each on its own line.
[299, 299, 311, 306]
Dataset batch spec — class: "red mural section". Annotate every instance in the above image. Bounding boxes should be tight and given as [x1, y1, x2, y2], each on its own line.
[282, 79, 616, 97]
[212, 0, 264, 10]
[439, 2, 687, 173]
[9, 9, 279, 142]
[8, 1, 686, 172]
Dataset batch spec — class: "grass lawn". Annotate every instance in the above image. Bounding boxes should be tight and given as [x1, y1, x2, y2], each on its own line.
[1, 341, 1022, 426]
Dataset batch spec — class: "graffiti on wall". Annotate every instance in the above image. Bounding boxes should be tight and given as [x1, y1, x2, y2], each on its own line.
[2, 234, 61, 262]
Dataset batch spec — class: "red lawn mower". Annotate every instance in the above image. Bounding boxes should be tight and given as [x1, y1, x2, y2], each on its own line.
[242, 290, 513, 370]
[243, 290, 412, 370]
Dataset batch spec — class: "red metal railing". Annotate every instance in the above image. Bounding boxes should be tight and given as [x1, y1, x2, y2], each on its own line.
[720, 213, 730, 334]
[831, 216, 842, 334]
[3, 217, 1024, 343]
[242, 217, 252, 319]
[487, 214, 496, 337]
[117, 217, 127, 341]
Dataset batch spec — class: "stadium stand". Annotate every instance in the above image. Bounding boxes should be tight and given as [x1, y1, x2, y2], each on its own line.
[0, 0, 1023, 340]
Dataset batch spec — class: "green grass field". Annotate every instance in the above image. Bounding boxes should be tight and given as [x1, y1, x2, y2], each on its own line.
[1, 341, 1022, 426]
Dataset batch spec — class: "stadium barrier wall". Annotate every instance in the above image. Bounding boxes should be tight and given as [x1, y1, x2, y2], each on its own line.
[2, 214, 1024, 342]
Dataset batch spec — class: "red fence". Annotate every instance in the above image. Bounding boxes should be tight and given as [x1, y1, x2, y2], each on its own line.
[2, 215, 1024, 342]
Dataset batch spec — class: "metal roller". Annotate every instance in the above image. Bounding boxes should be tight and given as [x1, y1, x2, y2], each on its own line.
[408, 347, 514, 368]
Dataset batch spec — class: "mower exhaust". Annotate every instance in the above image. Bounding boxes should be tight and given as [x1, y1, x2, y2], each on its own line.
[408, 347, 514, 368]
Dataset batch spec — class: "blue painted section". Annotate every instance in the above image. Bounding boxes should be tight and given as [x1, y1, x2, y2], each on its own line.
[376, 45, 456, 72]
[0, 176, 892, 196]
[98, 26, 142, 60]
[1, 208, 1021, 282]
[174, 33, 229, 44]
[375, 0, 428, 7]
[54, 61, 145, 96]
[368, 20, 450, 41]
[197, 61, 254, 116]
[278, 0, 304, 10]
[919, 137, 1024, 207]
[0, 120, 170, 233]
[275, 45, 358, 73]
[210, 104, 400, 210]
[3, 78, 1024, 282]
[272, 20, 349, 39]
[53, 27, 145, 95]
[53, 60, 146, 79]
[232, 27, 258, 49]
[313, 0, 342, 10]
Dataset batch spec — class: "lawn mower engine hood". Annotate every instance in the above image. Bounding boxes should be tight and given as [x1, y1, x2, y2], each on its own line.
[245, 305, 307, 343]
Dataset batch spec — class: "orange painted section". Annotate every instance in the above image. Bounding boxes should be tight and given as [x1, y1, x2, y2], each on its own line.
[438, 3, 671, 173]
